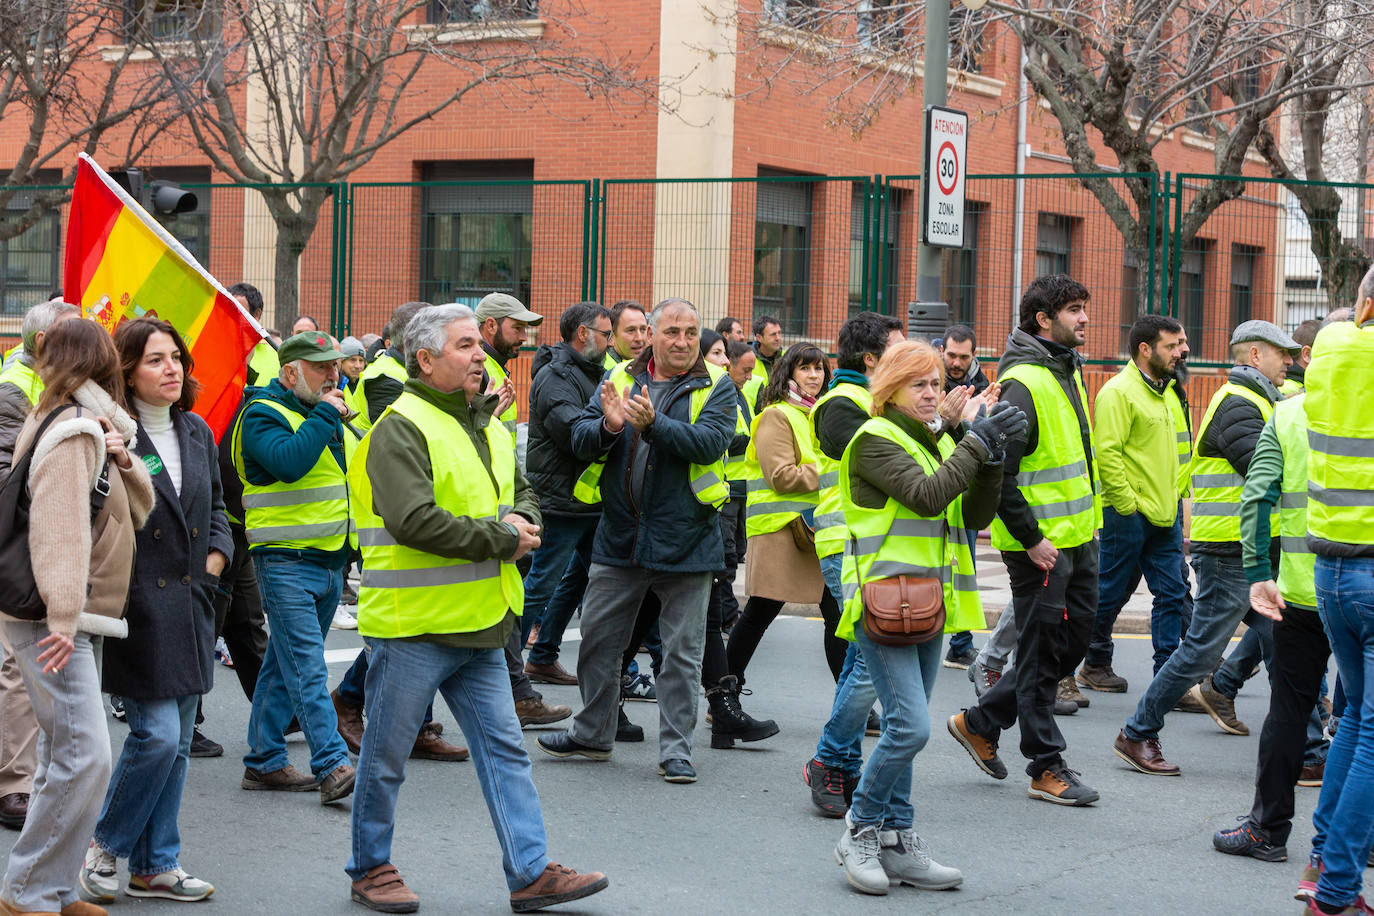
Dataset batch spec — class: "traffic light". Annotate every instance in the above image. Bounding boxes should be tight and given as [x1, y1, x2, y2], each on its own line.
[108, 168, 198, 218]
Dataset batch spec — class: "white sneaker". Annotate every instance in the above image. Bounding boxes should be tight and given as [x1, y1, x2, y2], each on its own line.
[835, 812, 889, 895]
[126, 866, 214, 901]
[80, 841, 118, 902]
[331, 606, 358, 630]
[879, 828, 964, 889]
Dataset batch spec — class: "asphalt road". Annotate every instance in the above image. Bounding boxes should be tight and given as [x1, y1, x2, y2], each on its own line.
[1, 617, 1330, 915]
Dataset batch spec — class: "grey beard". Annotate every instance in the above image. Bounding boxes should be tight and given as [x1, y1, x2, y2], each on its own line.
[293, 377, 329, 405]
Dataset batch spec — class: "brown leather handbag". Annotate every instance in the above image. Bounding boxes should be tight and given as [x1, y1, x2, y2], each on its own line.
[861, 575, 945, 646]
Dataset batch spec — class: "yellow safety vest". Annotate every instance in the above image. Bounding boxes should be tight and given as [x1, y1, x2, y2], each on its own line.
[1, 344, 21, 369]
[349, 391, 523, 638]
[603, 349, 625, 373]
[989, 364, 1102, 551]
[484, 353, 519, 441]
[811, 383, 872, 559]
[939, 433, 985, 631]
[245, 340, 280, 388]
[348, 354, 407, 433]
[1165, 383, 1192, 498]
[1279, 377, 1304, 397]
[572, 361, 730, 509]
[743, 402, 820, 538]
[232, 398, 351, 552]
[1189, 382, 1277, 543]
[1272, 395, 1316, 608]
[0, 358, 42, 407]
[724, 395, 752, 487]
[1304, 321, 1374, 547]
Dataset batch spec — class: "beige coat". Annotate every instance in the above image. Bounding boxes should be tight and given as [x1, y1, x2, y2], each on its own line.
[743, 406, 826, 604]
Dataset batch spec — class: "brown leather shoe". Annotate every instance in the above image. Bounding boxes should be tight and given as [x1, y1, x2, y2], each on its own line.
[350, 863, 419, 913]
[241, 764, 317, 791]
[409, 722, 470, 762]
[0, 792, 28, 829]
[946, 711, 1007, 780]
[320, 763, 356, 804]
[332, 688, 365, 755]
[0, 900, 58, 916]
[1113, 730, 1181, 775]
[524, 660, 578, 686]
[1297, 762, 1324, 787]
[515, 696, 572, 727]
[61, 902, 109, 916]
[510, 863, 609, 913]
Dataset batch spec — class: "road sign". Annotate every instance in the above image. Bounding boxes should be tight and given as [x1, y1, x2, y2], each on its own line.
[921, 105, 968, 249]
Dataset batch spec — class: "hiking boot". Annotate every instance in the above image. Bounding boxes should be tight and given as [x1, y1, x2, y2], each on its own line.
[1192, 675, 1249, 735]
[79, 842, 117, 902]
[968, 659, 1002, 699]
[947, 711, 1007, 780]
[319, 764, 356, 804]
[1173, 690, 1208, 714]
[804, 757, 849, 818]
[705, 675, 779, 749]
[1029, 764, 1099, 806]
[878, 828, 963, 889]
[1077, 664, 1128, 693]
[942, 646, 977, 670]
[125, 868, 214, 901]
[351, 863, 419, 913]
[1113, 730, 1181, 776]
[410, 722, 469, 762]
[189, 728, 223, 758]
[525, 660, 578, 686]
[865, 708, 882, 736]
[835, 813, 888, 895]
[1058, 676, 1089, 708]
[241, 764, 316, 792]
[1213, 816, 1287, 862]
[509, 862, 608, 913]
[1054, 696, 1079, 716]
[1298, 762, 1324, 787]
[0, 793, 26, 829]
[616, 705, 644, 742]
[658, 759, 697, 783]
[536, 731, 611, 761]
[332, 688, 366, 754]
[621, 672, 656, 702]
[515, 696, 572, 728]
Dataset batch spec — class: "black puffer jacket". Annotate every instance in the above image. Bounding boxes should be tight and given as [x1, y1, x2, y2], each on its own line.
[1191, 365, 1281, 556]
[526, 342, 606, 517]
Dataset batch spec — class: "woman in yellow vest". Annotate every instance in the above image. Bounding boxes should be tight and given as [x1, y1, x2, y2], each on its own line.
[833, 341, 1021, 895]
[724, 343, 843, 717]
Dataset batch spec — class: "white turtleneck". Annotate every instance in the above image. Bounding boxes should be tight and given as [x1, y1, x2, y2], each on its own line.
[134, 397, 182, 495]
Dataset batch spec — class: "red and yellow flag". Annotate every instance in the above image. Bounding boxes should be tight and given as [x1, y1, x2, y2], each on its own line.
[62, 153, 266, 439]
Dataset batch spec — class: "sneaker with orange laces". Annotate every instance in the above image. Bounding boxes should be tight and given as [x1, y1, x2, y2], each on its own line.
[510, 863, 608, 913]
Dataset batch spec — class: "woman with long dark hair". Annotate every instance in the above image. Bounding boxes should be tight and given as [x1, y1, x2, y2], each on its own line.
[79, 318, 230, 903]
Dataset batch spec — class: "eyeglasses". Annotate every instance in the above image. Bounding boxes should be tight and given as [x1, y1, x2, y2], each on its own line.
[583, 326, 613, 342]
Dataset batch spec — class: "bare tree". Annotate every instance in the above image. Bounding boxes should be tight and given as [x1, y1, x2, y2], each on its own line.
[0, 0, 169, 242]
[144, 0, 662, 313]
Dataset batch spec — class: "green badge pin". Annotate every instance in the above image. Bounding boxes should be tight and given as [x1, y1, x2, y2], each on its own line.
[142, 454, 163, 475]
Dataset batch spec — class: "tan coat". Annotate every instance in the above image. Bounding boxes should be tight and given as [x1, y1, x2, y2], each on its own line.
[743, 406, 826, 604]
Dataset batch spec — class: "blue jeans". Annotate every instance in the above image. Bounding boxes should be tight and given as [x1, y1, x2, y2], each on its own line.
[245, 553, 350, 778]
[1125, 553, 1257, 742]
[947, 529, 979, 656]
[93, 694, 197, 875]
[336, 652, 434, 727]
[348, 638, 548, 891]
[815, 642, 876, 778]
[1311, 556, 1374, 909]
[1213, 619, 1273, 697]
[527, 515, 599, 665]
[847, 628, 943, 831]
[1087, 507, 1188, 674]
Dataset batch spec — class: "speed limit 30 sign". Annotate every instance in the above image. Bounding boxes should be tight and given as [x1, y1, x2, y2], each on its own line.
[922, 106, 968, 248]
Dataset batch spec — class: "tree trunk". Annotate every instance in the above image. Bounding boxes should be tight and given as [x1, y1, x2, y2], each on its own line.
[258, 187, 328, 332]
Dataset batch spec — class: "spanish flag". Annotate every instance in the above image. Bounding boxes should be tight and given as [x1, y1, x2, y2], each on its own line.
[62, 153, 266, 439]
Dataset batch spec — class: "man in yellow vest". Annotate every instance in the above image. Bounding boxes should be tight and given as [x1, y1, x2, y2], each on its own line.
[746, 314, 782, 412]
[349, 301, 429, 429]
[537, 298, 735, 784]
[1114, 319, 1298, 775]
[1279, 318, 1321, 397]
[476, 292, 543, 440]
[1299, 270, 1374, 914]
[602, 300, 649, 371]
[715, 315, 745, 342]
[948, 274, 1103, 806]
[344, 303, 607, 914]
[235, 332, 357, 803]
[0, 298, 78, 831]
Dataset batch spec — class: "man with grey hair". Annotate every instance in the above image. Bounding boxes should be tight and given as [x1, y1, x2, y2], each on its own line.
[345, 303, 607, 913]
[0, 297, 79, 830]
[538, 298, 736, 784]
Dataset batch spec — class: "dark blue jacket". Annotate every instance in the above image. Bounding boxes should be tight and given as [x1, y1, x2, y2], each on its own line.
[571, 351, 735, 572]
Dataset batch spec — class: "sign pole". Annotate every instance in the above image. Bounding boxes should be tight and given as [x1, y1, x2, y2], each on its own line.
[912, 0, 951, 338]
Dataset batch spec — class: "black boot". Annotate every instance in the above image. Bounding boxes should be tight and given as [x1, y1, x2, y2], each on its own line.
[705, 675, 779, 749]
[616, 703, 644, 742]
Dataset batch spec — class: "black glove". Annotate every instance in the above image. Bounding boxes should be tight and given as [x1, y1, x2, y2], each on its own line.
[967, 401, 1028, 461]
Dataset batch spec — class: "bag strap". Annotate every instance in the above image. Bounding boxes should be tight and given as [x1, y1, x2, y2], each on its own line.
[17, 404, 114, 520]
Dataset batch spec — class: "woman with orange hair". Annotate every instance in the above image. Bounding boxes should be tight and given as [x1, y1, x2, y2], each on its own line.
[832, 341, 1025, 896]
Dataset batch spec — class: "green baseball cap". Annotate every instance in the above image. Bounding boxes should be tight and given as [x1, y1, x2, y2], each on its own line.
[277, 331, 344, 364]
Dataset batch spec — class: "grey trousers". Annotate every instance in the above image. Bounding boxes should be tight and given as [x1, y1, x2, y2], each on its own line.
[976, 600, 1018, 670]
[0, 627, 38, 796]
[1, 621, 112, 912]
[570, 564, 710, 764]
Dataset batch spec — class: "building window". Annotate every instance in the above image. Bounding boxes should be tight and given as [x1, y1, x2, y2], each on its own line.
[1035, 213, 1074, 277]
[147, 167, 211, 266]
[1120, 248, 1142, 356]
[0, 192, 61, 317]
[941, 202, 983, 327]
[1229, 244, 1260, 329]
[125, 0, 206, 42]
[763, 0, 819, 29]
[430, 0, 537, 22]
[420, 161, 533, 308]
[1177, 242, 1209, 356]
[755, 175, 812, 336]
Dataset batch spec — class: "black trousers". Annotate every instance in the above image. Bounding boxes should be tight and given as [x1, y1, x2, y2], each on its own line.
[212, 525, 268, 701]
[726, 590, 846, 685]
[1249, 608, 1330, 845]
[967, 541, 1098, 777]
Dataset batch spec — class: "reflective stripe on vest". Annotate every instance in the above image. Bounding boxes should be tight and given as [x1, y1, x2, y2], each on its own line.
[1165, 384, 1192, 497]
[744, 402, 819, 538]
[484, 354, 518, 440]
[349, 391, 523, 638]
[989, 364, 1101, 551]
[1189, 382, 1277, 543]
[349, 355, 406, 433]
[811, 383, 872, 559]
[1304, 321, 1374, 547]
[1271, 395, 1316, 608]
[0, 359, 42, 407]
[233, 398, 350, 551]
